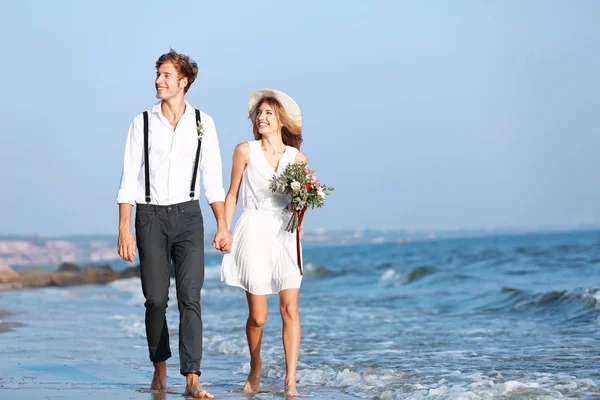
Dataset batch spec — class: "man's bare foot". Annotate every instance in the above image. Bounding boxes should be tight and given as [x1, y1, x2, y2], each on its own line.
[150, 361, 167, 391]
[243, 360, 262, 393]
[184, 374, 214, 398]
[151, 392, 166, 400]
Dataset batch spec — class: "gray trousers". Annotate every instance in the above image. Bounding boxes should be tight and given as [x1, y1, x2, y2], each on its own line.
[135, 200, 205, 376]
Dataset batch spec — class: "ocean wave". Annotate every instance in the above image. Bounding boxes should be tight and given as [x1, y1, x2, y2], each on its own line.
[380, 266, 435, 286]
[393, 376, 599, 400]
[110, 314, 145, 337]
[302, 262, 346, 278]
[294, 367, 600, 399]
[204, 334, 248, 356]
[483, 287, 600, 320]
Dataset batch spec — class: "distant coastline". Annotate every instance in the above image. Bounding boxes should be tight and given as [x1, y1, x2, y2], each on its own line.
[1, 227, 598, 269]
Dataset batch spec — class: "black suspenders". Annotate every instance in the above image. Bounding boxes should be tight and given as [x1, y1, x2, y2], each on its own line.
[143, 112, 151, 203]
[190, 109, 202, 199]
[142, 109, 203, 204]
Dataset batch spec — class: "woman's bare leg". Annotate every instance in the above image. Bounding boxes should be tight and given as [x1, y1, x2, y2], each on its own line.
[243, 292, 267, 393]
[279, 288, 301, 396]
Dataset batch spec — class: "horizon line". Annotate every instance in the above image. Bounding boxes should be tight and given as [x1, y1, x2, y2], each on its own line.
[1, 225, 598, 240]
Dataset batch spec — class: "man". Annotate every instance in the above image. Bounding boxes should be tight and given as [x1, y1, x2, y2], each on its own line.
[117, 49, 231, 398]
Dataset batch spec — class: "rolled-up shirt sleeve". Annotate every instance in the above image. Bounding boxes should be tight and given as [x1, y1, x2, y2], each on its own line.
[200, 115, 226, 204]
[117, 116, 143, 205]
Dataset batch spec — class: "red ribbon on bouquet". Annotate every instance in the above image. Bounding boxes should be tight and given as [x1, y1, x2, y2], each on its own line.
[296, 208, 306, 276]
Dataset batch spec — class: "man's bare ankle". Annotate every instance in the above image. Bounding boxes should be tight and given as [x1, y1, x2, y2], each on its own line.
[185, 373, 199, 384]
[150, 362, 167, 391]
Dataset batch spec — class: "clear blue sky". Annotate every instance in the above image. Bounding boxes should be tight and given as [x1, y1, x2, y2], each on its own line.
[1, 0, 599, 236]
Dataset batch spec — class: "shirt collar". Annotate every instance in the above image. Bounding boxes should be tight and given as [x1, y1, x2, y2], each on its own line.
[151, 100, 196, 116]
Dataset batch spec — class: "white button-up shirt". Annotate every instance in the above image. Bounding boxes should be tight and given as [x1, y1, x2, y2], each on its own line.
[117, 101, 225, 206]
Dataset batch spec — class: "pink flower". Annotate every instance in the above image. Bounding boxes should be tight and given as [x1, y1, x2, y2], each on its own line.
[311, 175, 318, 183]
[304, 167, 310, 173]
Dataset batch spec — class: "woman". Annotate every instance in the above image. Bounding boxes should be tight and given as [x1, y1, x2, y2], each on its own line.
[221, 88, 307, 396]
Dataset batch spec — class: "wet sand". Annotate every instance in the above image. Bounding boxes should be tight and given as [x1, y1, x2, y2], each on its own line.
[0, 363, 355, 399]
[0, 307, 353, 398]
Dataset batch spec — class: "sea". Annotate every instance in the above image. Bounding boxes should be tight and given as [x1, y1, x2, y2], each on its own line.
[1, 230, 599, 399]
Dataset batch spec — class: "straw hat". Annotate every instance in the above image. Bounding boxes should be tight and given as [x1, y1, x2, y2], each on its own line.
[248, 88, 302, 127]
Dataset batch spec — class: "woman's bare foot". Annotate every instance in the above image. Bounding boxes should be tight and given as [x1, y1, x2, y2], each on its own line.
[184, 374, 214, 398]
[285, 377, 303, 397]
[243, 360, 262, 393]
[285, 384, 302, 397]
[150, 361, 167, 391]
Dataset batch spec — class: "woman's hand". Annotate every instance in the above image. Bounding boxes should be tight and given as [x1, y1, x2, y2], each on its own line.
[287, 204, 306, 214]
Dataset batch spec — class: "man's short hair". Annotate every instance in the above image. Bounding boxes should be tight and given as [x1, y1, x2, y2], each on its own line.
[155, 49, 199, 93]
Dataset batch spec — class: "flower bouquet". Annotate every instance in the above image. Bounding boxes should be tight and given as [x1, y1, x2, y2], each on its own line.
[269, 162, 334, 232]
[269, 162, 334, 275]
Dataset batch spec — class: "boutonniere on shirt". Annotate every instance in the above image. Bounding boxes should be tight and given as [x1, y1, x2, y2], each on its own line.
[197, 120, 205, 141]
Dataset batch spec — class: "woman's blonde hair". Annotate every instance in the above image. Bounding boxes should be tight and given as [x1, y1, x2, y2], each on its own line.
[250, 97, 303, 149]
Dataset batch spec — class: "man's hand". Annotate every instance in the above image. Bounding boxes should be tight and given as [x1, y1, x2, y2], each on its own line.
[213, 228, 232, 254]
[209, 201, 232, 253]
[117, 203, 136, 262]
[118, 229, 137, 262]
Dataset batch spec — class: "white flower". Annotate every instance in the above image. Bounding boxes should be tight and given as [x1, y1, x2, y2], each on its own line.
[197, 121, 205, 140]
[290, 181, 301, 191]
[317, 187, 326, 199]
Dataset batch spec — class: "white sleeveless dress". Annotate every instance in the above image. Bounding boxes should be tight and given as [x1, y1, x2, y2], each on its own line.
[221, 140, 303, 295]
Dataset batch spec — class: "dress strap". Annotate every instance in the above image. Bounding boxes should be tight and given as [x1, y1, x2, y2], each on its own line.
[284, 146, 299, 166]
[247, 140, 257, 162]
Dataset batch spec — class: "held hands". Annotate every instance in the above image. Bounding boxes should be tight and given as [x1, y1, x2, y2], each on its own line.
[118, 229, 136, 263]
[213, 228, 233, 254]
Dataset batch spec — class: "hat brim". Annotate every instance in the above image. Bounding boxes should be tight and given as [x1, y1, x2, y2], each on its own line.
[248, 88, 302, 126]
